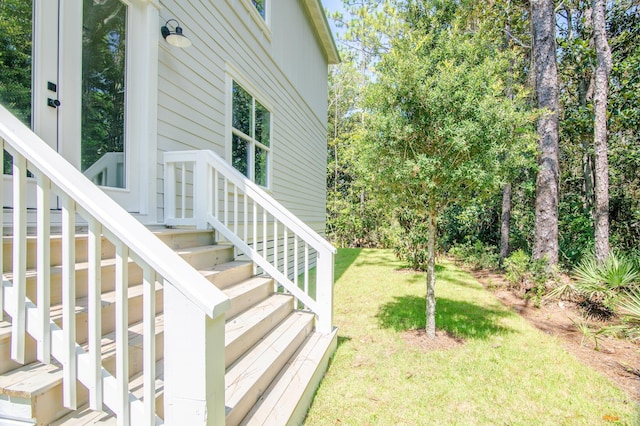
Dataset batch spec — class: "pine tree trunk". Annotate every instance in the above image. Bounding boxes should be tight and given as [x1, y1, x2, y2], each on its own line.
[592, 0, 612, 263]
[500, 183, 512, 268]
[531, 0, 560, 266]
[425, 207, 437, 339]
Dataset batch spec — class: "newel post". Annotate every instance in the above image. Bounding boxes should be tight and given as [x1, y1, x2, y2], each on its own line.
[194, 157, 209, 229]
[163, 283, 226, 425]
[315, 249, 335, 334]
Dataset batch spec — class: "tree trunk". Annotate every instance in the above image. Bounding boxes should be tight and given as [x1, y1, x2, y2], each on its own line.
[499, 183, 512, 268]
[592, 0, 612, 263]
[531, 0, 560, 266]
[425, 206, 437, 339]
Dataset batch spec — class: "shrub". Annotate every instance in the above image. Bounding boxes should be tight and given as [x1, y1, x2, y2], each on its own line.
[503, 250, 553, 294]
[549, 251, 640, 321]
[448, 241, 500, 271]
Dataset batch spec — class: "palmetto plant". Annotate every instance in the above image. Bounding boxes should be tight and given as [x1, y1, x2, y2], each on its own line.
[573, 252, 639, 313]
[547, 251, 639, 321]
[616, 289, 640, 341]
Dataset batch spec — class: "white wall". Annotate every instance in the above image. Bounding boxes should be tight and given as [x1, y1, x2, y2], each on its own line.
[156, 0, 330, 236]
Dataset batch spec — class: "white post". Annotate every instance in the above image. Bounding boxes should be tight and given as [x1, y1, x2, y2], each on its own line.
[163, 282, 226, 425]
[315, 249, 335, 334]
[194, 157, 208, 229]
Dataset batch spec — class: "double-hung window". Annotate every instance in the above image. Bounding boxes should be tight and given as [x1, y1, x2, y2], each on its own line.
[231, 81, 271, 187]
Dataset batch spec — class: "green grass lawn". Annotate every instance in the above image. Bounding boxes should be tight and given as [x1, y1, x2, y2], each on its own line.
[304, 249, 640, 425]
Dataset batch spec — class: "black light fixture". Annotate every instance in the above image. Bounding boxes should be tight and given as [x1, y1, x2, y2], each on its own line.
[161, 19, 192, 48]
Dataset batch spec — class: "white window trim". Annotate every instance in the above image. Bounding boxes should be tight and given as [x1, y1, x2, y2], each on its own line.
[236, 0, 272, 40]
[225, 63, 274, 190]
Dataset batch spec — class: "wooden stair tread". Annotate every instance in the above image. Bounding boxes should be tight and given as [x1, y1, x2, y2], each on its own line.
[225, 311, 315, 425]
[0, 361, 62, 398]
[223, 276, 273, 319]
[50, 405, 116, 425]
[241, 329, 338, 425]
[0, 315, 164, 399]
[199, 260, 253, 289]
[0, 320, 11, 342]
[48, 281, 162, 321]
[225, 294, 293, 368]
[51, 361, 165, 425]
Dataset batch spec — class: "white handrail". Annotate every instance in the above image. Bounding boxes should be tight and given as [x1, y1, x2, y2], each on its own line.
[164, 149, 336, 333]
[0, 106, 229, 319]
[0, 104, 230, 424]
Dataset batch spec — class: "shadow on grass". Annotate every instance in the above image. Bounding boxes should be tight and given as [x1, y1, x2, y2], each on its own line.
[376, 295, 514, 340]
[335, 248, 363, 282]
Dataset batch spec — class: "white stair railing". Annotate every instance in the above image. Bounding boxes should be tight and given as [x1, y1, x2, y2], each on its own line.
[0, 105, 230, 425]
[164, 150, 337, 333]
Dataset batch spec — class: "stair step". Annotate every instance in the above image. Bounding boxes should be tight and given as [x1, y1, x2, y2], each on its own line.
[0, 316, 164, 425]
[225, 294, 294, 368]
[223, 276, 274, 319]
[50, 406, 116, 425]
[3, 234, 116, 272]
[0, 361, 71, 424]
[8, 257, 143, 307]
[152, 228, 216, 249]
[0, 320, 36, 375]
[51, 361, 165, 425]
[176, 244, 234, 270]
[200, 260, 254, 289]
[241, 329, 338, 426]
[49, 282, 164, 346]
[225, 311, 315, 426]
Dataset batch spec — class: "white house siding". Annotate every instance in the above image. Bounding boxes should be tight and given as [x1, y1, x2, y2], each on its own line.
[156, 0, 330, 238]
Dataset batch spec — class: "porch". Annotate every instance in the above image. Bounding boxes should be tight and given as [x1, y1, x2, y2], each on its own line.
[0, 106, 337, 425]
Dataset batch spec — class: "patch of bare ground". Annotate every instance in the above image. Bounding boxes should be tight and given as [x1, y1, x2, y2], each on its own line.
[470, 267, 640, 402]
[402, 329, 465, 351]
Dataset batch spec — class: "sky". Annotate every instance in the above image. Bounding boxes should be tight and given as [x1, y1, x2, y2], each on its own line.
[321, 0, 346, 37]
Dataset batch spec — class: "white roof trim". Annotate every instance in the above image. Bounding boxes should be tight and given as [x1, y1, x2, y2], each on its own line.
[303, 0, 341, 64]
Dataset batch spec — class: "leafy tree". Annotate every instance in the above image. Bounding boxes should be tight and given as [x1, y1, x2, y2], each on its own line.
[366, 0, 535, 337]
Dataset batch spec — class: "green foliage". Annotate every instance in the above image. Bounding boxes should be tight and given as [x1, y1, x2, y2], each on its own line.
[393, 208, 428, 270]
[503, 250, 552, 295]
[615, 289, 640, 341]
[554, 252, 640, 320]
[448, 241, 500, 271]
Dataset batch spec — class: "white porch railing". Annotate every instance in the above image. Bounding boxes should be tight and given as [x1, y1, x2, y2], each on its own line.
[0, 105, 230, 425]
[164, 150, 336, 333]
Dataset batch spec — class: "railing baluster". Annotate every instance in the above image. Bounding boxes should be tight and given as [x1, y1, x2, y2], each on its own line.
[62, 195, 77, 409]
[273, 219, 278, 274]
[180, 162, 186, 219]
[36, 174, 51, 363]
[263, 209, 267, 260]
[304, 243, 309, 297]
[233, 185, 238, 236]
[213, 169, 219, 220]
[253, 200, 258, 275]
[243, 192, 248, 244]
[294, 236, 299, 289]
[165, 161, 176, 221]
[11, 154, 27, 363]
[115, 241, 130, 425]
[283, 227, 288, 278]
[143, 265, 156, 425]
[224, 178, 229, 228]
[88, 218, 102, 410]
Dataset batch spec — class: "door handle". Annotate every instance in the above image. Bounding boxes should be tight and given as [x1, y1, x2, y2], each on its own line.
[47, 98, 61, 108]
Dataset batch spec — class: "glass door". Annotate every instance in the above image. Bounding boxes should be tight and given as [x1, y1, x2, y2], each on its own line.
[1, 0, 142, 213]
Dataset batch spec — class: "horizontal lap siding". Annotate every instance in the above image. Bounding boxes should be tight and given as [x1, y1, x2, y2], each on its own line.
[156, 0, 330, 230]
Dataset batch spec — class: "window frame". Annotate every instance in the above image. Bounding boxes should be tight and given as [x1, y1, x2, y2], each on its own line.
[226, 68, 273, 189]
[237, 0, 271, 39]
